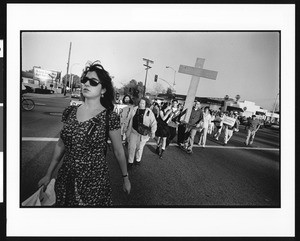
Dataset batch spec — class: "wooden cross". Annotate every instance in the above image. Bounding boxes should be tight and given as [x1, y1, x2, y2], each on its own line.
[178, 58, 218, 123]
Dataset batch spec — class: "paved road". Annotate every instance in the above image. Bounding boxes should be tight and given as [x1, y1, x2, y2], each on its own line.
[21, 94, 280, 207]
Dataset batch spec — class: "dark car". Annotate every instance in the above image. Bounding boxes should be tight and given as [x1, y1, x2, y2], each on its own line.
[24, 85, 34, 93]
[264, 121, 272, 128]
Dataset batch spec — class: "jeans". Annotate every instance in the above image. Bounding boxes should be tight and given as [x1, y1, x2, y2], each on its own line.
[245, 129, 256, 145]
[184, 128, 201, 150]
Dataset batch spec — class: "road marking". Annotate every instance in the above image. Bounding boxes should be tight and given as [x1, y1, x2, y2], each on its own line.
[22, 137, 59, 141]
[22, 138, 279, 151]
[49, 113, 62, 116]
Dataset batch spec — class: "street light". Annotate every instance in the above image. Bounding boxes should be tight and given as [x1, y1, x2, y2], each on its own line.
[166, 66, 176, 89]
[158, 77, 173, 89]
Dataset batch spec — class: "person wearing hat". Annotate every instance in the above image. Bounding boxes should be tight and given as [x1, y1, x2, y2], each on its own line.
[244, 114, 261, 145]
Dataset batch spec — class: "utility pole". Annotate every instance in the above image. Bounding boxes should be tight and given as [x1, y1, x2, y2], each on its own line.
[65, 42, 72, 96]
[142, 58, 154, 97]
[271, 93, 279, 121]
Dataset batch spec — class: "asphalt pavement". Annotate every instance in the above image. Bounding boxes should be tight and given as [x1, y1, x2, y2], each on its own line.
[21, 94, 280, 207]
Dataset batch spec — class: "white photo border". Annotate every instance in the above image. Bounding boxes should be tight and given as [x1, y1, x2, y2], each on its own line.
[7, 4, 295, 237]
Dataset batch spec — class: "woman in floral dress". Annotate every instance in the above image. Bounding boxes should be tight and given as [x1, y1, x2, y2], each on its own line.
[38, 61, 131, 206]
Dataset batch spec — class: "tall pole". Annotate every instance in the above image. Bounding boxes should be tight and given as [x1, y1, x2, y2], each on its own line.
[271, 93, 279, 121]
[142, 58, 154, 97]
[65, 42, 72, 95]
[70, 62, 80, 92]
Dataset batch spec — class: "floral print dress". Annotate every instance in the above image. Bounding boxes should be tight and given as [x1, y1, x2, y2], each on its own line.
[54, 105, 120, 207]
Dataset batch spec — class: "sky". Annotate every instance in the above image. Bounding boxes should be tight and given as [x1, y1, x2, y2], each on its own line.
[22, 31, 279, 110]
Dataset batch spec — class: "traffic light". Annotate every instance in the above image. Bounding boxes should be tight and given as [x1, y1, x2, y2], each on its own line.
[154, 74, 158, 82]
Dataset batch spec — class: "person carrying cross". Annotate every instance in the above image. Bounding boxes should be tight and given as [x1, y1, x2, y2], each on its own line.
[180, 100, 203, 154]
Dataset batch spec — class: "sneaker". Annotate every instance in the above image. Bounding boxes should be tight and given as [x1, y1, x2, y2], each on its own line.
[215, 137, 219, 141]
[198, 143, 202, 146]
[134, 161, 141, 166]
[202, 144, 205, 148]
[127, 163, 134, 169]
[186, 149, 193, 154]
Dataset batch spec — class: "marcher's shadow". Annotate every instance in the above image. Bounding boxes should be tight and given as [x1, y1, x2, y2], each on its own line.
[207, 135, 223, 145]
[147, 144, 157, 154]
[226, 139, 246, 147]
[122, 143, 129, 160]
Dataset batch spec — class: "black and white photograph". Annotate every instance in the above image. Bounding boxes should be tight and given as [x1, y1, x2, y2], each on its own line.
[20, 31, 280, 208]
[6, 3, 295, 238]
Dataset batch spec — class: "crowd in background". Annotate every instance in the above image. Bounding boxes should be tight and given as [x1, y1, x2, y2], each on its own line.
[118, 95, 262, 168]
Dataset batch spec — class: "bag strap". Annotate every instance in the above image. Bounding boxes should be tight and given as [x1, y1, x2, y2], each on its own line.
[105, 109, 110, 142]
[104, 109, 111, 155]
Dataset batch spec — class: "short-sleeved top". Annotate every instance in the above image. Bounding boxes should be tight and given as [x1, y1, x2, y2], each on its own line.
[54, 105, 120, 207]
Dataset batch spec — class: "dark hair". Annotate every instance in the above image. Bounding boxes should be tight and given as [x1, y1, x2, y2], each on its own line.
[81, 61, 115, 111]
[172, 99, 178, 103]
[122, 94, 134, 105]
[138, 97, 150, 108]
[161, 102, 169, 111]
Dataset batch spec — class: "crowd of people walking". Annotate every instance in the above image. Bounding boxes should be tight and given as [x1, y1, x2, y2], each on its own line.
[36, 61, 261, 207]
[122, 96, 260, 162]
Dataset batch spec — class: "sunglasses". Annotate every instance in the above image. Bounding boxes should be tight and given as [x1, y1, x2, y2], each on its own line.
[81, 77, 101, 87]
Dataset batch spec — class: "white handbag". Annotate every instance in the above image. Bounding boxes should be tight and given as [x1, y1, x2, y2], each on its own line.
[22, 179, 56, 206]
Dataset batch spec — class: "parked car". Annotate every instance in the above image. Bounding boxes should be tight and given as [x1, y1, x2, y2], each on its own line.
[35, 88, 54, 94]
[70, 95, 83, 106]
[71, 89, 81, 99]
[24, 85, 35, 93]
[264, 121, 272, 128]
[270, 122, 280, 130]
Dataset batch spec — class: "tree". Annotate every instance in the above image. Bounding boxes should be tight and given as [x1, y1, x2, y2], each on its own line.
[166, 87, 175, 100]
[153, 83, 165, 95]
[62, 74, 71, 86]
[122, 79, 144, 100]
[62, 74, 79, 87]
[71, 75, 81, 91]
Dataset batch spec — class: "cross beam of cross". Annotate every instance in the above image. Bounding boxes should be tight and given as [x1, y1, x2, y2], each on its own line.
[178, 58, 218, 122]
